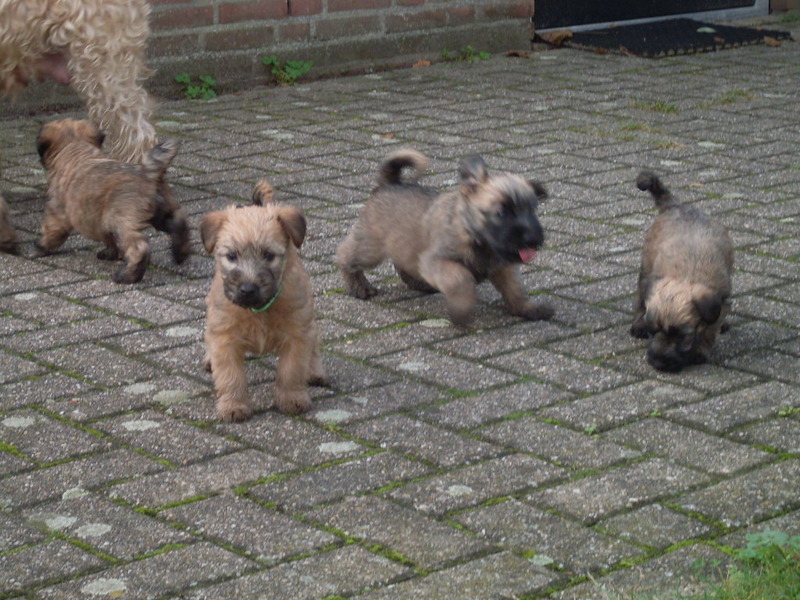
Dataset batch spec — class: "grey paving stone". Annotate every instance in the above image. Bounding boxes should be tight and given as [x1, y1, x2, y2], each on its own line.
[108, 449, 292, 509]
[600, 504, 715, 551]
[0, 372, 97, 408]
[456, 499, 645, 574]
[38, 542, 255, 599]
[359, 551, 559, 600]
[675, 460, 800, 528]
[309, 495, 493, 570]
[35, 343, 163, 387]
[388, 453, 567, 516]
[0, 512, 46, 552]
[0, 450, 163, 510]
[488, 348, 638, 394]
[94, 409, 242, 466]
[416, 381, 574, 430]
[729, 418, 800, 454]
[529, 459, 710, 524]
[604, 418, 774, 475]
[347, 414, 504, 467]
[24, 494, 192, 560]
[162, 494, 336, 564]
[665, 381, 799, 433]
[0, 539, 107, 595]
[186, 545, 410, 600]
[478, 417, 640, 470]
[249, 452, 431, 511]
[539, 381, 704, 432]
[0, 316, 144, 354]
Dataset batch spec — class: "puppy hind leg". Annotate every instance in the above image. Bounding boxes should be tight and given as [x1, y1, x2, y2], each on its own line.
[112, 229, 150, 284]
[306, 321, 329, 387]
[36, 204, 72, 255]
[336, 232, 380, 299]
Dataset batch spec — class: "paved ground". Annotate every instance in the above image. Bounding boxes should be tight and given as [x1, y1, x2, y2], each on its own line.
[1, 16, 799, 600]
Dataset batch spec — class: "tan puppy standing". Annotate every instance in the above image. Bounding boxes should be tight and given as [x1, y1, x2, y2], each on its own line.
[631, 171, 734, 372]
[0, 194, 17, 254]
[337, 149, 554, 327]
[36, 119, 189, 283]
[201, 181, 328, 422]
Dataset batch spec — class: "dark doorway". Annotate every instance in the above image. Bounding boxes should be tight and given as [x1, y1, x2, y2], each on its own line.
[535, 0, 759, 30]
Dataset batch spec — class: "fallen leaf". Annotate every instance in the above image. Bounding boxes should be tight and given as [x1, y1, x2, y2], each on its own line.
[714, 36, 726, 44]
[538, 29, 573, 46]
[412, 59, 431, 68]
[380, 133, 395, 139]
[506, 50, 532, 58]
[763, 36, 781, 47]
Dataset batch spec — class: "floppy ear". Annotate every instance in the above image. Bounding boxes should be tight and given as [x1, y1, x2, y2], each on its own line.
[276, 205, 306, 248]
[458, 156, 489, 193]
[693, 288, 724, 324]
[199, 211, 228, 254]
[252, 180, 275, 206]
[528, 180, 548, 202]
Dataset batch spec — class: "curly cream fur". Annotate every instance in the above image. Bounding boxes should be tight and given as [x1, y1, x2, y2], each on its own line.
[0, 0, 156, 162]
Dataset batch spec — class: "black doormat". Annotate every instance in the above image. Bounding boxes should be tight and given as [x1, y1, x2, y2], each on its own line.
[564, 18, 792, 58]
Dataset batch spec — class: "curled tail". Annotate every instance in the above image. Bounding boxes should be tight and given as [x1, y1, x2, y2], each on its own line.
[141, 139, 180, 182]
[377, 149, 429, 187]
[636, 170, 678, 210]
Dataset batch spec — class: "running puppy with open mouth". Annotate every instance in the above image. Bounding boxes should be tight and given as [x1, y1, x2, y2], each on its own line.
[337, 149, 554, 327]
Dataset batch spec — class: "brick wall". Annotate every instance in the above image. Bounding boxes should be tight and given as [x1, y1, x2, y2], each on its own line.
[147, 0, 536, 95]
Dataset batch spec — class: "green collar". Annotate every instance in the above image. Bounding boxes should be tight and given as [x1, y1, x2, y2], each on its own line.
[250, 282, 283, 313]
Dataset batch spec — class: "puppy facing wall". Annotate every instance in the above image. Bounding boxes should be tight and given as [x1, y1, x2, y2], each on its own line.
[337, 149, 554, 327]
[201, 181, 328, 422]
[631, 171, 734, 372]
[36, 119, 189, 283]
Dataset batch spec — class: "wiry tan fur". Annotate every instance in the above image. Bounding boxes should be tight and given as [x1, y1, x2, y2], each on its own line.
[0, 193, 17, 254]
[337, 149, 554, 327]
[201, 181, 328, 422]
[631, 170, 734, 372]
[36, 119, 189, 284]
[0, 0, 156, 162]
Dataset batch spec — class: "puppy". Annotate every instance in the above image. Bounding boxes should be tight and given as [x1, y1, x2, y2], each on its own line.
[0, 194, 18, 254]
[337, 149, 554, 327]
[631, 171, 734, 372]
[36, 119, 189, 283]
[201, 181, 328, 422]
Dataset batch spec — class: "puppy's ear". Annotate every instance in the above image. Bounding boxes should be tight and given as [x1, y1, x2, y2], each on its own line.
[458, 156, 489, 193]
[36, 124, 55, 166]
[529, 180, 548, 202]
[252, 180, 275, 206]
[199, 211, 228, 254]
[277, 205, 307, 248]
[693, 288, 724, 324]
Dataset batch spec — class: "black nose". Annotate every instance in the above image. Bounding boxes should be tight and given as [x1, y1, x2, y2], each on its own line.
[239, 282, 258, 297]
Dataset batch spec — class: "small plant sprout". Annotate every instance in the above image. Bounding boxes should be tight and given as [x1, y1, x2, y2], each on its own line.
[262, 55, 313, 86]
[174, 73, 217, 100]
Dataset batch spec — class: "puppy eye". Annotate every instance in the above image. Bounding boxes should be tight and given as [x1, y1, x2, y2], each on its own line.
[263, 251, 276, 261]
[226, 252, 238, 262]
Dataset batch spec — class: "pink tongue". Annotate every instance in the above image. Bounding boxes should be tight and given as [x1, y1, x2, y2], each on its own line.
[519, 248, 537, 263]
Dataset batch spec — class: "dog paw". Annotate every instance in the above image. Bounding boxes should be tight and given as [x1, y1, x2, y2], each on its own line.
[630, 320, 649, 339]
[518, 302, 555, 321]
[276, 390, 313, 415]
[217, 402, 254, 423]
[112, 265, 146, 284]
[97, 247, 119, 261]
[308, 374, 330, 387]
[348, 282, 377, 299]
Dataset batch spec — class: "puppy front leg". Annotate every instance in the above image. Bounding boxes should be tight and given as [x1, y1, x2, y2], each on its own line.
[630, 274, 649, 338]
[306, 321, 329, 387]
[275, 338, 313, 415]
[490, 266, 554, 321]
[420, 258, 477, 327]
[208, 341, 253, 422]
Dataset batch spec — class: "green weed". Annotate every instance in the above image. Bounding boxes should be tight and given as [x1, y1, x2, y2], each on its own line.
[174, 73, 217, 100]
[262, 55, 313, 85]
[442, 45, 491, 63]
[632, 100, 679, 114]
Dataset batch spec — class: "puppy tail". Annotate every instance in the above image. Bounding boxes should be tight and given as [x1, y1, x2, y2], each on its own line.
[636, 170, 678, 210]
[142, 139, 180, 181]
[377, 149, 428, 187]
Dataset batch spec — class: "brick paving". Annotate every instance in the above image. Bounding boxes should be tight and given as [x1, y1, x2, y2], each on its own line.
[1, 18, 799, 600]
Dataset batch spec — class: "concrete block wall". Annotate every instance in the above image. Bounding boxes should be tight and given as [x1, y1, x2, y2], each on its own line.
[147, 0, 536, 95]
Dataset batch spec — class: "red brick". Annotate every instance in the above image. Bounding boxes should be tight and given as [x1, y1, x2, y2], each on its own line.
[279, 21, 311, 42]
[150, 6, 214, 30]
[205, 24, 277, 52]
[219, 0, 288, 24]
[289, 0, 323, 16]
[484, 1, 534, 20]
[315, 16, 382, 41]
[447, 5, 476, 25]
[329, 0, 391, 12]
[397, 0, 426, 6]
[386, 9, 446, 33]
